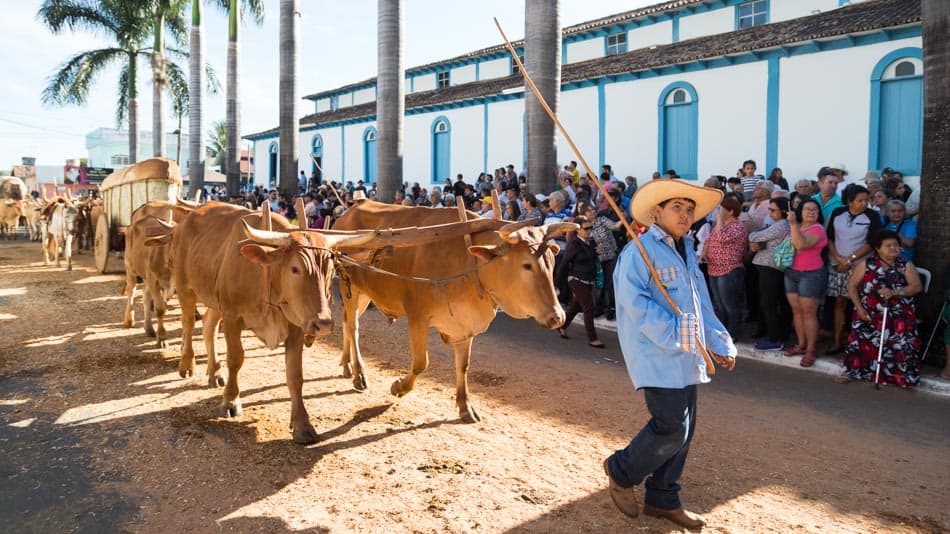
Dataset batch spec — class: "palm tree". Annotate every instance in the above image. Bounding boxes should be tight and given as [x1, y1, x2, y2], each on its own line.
[188, 0, 206, 194]
[214, 0, 264, 198]
[38, 0, 154, 165]
[151, 0, 188, 158]
[917, 0, 950, 312]
[167, 59, 220, 167]
[524, 0, 561, 195]
[207, 120, 227, 169]
[278, 0, 299, 199]
[376, 0, 404, 204]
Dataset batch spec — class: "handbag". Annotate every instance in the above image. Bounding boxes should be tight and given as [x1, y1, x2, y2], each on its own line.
[773, 235, 795, 270]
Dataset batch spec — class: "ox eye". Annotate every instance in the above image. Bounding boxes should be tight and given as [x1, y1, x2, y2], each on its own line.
[522, 263, 532, 271]
[291, 266, 301, 275]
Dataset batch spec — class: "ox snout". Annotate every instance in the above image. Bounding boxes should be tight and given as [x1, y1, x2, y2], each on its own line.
[303, 315, 335, 337]
[541, 307, 566, 330]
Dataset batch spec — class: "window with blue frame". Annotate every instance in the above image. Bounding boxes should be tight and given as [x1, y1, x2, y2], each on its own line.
[606, 32, 627, 56]
[329, 95, 339, 111]
[437, 71, 450, 88]
[363, 128, 378, 183]
[737, 0, 767, 29]
[431, 117, 451, 182]
[657, 83, 698, 180]
[870, 52, 923, 176]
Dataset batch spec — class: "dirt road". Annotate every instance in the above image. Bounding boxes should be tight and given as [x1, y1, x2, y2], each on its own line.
[0, 239, 947, 533]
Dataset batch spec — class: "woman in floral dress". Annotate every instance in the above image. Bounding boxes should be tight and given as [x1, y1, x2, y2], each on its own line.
[837, 230, 924, 387]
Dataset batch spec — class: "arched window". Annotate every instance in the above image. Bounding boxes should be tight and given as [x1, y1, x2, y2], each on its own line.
[363, 127, 378, 183]
[868, 48, 922, 176]
[431, 116, 451, 182]
[657, 82, 698, 180]
[310, 134, 324, 182]
[268, 142, 278, 188]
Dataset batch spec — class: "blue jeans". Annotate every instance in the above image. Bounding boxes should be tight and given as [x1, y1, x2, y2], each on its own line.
[606, 386, 697, 510]
[709, 267, 745, 337]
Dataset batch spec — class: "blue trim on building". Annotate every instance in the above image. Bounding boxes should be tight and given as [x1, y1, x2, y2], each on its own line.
[482, 103, 489, 174]
[340, 124, 346, 180]
[765, 57, 780, 174]
[672, 14, 680, 43]
[868, 47, 923, 176]
[597, 80, 606, 170]
[735, 0, 770, 31]
[474, 61, 480, 81]
[657, 82, 699, 180]
[561, 42, 567, 66]
[431, 115, 451, 182]
[362, 126, 378, 183]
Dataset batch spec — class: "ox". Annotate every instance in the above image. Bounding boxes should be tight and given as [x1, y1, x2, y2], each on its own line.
[24, 198, 46, 242]
[42, 200, 78, 270]
[0, 200, 23, 239]
[147, 202, 383, 444]
[73, 199, 96, 252]
[122, 200, 193, 349]
[333, 201, 575, 422]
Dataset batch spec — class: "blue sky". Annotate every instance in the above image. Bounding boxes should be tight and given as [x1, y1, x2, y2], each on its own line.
[1, 0, 647, 169]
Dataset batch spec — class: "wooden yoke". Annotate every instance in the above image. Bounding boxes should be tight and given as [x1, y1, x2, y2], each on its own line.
[491, 190, 502, 221]
[295, 197, 307, 229]
[495, 18, 718, 375]
[457, 201, 484, 300]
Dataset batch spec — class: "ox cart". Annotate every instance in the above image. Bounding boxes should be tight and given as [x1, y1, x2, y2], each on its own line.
[94, 158, 183, 273]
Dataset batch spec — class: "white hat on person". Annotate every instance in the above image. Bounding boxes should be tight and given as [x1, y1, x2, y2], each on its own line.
[630, 179, 723, 228]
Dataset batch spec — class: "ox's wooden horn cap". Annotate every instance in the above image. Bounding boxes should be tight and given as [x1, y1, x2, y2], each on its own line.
[630, 179, 722, 227]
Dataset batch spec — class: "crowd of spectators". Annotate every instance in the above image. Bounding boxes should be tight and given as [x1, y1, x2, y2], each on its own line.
[228, 158, 946, 386]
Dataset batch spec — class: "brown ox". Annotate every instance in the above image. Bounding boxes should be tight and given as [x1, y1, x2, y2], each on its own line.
[0, 200, 23, 239]
[122, 200, 193, 349]
[24, 198, 46, 242]
[333, 201, 575, 422]
[149, 202, 381, 444]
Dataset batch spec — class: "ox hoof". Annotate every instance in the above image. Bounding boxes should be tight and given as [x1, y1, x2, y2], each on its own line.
[460, 407, 482, 424]
[209, 375, 225, 388]
[291, 423, 319, 445]
[221, 403, 242, 418]
[341, 362, 353, 379]
[353, 374, 368, 392]
[145, 328, 156, 338]
[390, 379, 408, 398]
[156, 339, 167, 349]
[122, 320, 133, 329]
[179, 368, 194, 378]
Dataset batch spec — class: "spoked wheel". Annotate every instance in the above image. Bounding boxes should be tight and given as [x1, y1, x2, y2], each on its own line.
[94, 213, 110, 274]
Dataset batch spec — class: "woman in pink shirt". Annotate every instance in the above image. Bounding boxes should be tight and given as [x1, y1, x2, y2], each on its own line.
[783, 198, 828, 366]
[703, 195, 748, 337]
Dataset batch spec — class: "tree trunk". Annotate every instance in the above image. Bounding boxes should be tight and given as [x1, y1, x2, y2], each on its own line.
[188, 1, 205, 195]
[225, 0, 241, 198]
[917, 0, 950, 315]
[376, 0, 404, 204]
[524, 0, 561, 196]
[176, 113, 183, 166]
[128, 52, 138, 165]
[152, 13, 166, 157]
[279, 0, 299, 199]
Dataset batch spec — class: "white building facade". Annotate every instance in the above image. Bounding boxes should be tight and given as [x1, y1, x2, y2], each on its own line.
[246, 0, 922, 191]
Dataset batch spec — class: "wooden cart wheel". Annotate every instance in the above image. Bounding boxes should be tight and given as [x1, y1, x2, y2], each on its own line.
[94, 213, 110, 274]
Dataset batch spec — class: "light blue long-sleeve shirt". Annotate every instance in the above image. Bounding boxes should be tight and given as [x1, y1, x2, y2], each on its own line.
[614, 224, 737, 390]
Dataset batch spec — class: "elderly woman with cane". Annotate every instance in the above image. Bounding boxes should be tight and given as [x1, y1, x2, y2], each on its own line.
[603, 180, 736, 530]
[835, 230, 923, 387]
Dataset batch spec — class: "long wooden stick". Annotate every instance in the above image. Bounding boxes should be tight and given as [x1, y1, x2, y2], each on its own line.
[308, 152, 346, 206]
[494, 18, 718, 374]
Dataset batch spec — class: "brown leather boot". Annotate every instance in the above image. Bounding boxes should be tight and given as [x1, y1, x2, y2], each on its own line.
[603, 459, 639, 518]
[643, 504, 706, 530]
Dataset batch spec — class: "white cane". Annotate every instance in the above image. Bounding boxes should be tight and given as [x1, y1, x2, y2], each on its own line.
[873, 304, 889, 390]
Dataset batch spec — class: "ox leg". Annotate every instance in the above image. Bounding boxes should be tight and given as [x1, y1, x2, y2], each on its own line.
[341, 294, 371, 391]
[64, 234, 72, 271]
[178, 291, 198, 378]
[147, 279, 167, 347]
[142, 284, 156, 338]
[452, 337, 481, 423]
[202, 307, 225, 387]
[391, 318, 429, 399]
[285, 325, 318, 444]
[220, 316, 244, 418]
[122, 272, 137, 328]
[42, 234, 52, 265]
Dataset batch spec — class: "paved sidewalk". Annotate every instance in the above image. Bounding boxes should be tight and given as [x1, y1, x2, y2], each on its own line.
[579, 315, 950, 397]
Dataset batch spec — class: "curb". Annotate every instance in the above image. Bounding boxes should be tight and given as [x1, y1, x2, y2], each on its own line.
[578, 315, 950, 398]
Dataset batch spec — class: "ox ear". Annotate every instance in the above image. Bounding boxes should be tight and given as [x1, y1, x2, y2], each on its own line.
[546, 242, 560, 255]
[240, 243, 282, 265]
[144, 235, 172, 247]
[468, 244, 506, 262]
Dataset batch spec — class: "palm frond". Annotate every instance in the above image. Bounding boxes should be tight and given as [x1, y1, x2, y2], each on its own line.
[37, 0, 119, 36]
[41, 48, 124, 107]
[208, 0, 264, 26]
[206, 63, 222, 96]
[166, 61, 189, 116]
[116, 63, 129, 127]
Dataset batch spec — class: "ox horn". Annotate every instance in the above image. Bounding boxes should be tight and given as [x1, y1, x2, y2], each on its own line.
[317, 230, 382, 249]
[497, 218, 539, 242]
[542, 221, 579, 239]
[241, 219, 292, 247]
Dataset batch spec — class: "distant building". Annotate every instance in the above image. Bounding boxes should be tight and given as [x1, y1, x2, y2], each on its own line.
[85, 127, 191, 169]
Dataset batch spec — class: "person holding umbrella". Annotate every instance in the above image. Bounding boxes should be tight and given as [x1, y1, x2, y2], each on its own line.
[835, 230, 923, 387]
[603, 180, 736, 530]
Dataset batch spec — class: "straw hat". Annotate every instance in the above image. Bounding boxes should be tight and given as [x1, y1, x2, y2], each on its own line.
[630, 179, 723, 227]
[352, 190, 367, 202]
